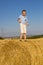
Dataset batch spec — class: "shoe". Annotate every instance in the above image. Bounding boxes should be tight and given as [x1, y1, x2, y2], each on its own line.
[24, 40, 27, 42]
[20, 39, 22, 41]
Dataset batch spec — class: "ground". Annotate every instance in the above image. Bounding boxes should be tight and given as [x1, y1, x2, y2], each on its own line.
[0, 38, 43, 65]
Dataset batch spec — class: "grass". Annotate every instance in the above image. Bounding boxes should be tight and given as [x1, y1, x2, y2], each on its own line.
[0, 37, 43, 65]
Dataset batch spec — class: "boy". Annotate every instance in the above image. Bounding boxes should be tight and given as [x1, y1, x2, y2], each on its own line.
[18, 10, 28, 41]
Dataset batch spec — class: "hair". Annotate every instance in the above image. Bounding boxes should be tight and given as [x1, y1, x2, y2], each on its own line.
[22, 10, 26, 13]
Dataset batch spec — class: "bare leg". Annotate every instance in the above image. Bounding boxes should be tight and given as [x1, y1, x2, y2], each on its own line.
[23, 33, 26, 40]
[20, 33, 23, 41]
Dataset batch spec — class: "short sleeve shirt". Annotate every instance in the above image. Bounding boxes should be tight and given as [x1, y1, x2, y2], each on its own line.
[18, 15, 28, 24]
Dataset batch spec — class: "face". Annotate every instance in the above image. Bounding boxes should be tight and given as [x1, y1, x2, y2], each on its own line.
[22, 11, 26, 16]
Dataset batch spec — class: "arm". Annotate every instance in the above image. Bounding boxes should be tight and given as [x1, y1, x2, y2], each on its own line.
[18, 18, 21, 23]
[25, 18, 29, 26]
[25, 21, 29, 26]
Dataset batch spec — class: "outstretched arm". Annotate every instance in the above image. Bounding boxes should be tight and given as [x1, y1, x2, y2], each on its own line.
[18, 18, 21, 23]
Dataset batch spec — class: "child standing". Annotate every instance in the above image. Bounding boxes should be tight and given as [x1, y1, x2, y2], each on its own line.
[18, 10, 28, 41]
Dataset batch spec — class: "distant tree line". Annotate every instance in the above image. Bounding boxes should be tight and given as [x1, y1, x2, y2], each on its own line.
[0, 37, 4, 39]
[27, 35, 43, 39]
[0, 35, 43, 39]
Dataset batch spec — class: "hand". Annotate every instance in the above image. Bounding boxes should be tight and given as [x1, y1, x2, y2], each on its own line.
[25, 22, 29, 26]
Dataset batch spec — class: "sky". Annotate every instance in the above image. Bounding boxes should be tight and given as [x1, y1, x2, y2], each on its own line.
[0, 0, 43, 37]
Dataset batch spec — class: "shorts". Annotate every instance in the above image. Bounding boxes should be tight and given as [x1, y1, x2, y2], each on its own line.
[20, 23, 26, 33]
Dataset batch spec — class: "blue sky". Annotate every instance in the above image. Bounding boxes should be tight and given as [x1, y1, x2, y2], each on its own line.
[0, 0, 43, 37]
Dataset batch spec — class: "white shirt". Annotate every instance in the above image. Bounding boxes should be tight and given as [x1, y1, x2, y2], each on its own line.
[18, 15, 28, 24]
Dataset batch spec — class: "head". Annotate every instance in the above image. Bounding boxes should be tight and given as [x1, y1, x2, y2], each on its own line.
[22, 10, 27, 16]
